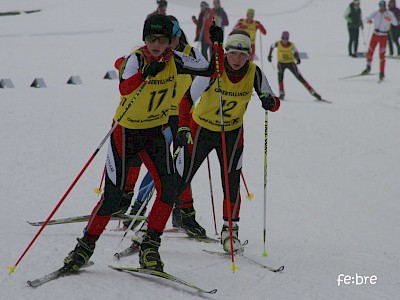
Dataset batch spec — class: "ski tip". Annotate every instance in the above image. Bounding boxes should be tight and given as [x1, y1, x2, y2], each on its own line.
[208, 288, 218, 294]
[114, 253, 120, 260]
[274, 265, 285, 272]
[27, 280, 34, 287]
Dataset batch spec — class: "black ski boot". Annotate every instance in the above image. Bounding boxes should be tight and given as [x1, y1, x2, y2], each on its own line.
[310, 89, 322, 100]
[139, 229, 164, 272]
[181, 207, 206, 238]
[361, 65, 371, 75]
[64, 236, 95, 272]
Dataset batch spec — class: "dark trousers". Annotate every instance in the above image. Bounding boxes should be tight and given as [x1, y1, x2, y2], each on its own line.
[277, 62, 312, 93]
[388, 27, 400, 56]
[348, 27, 360, 55]
[85, 125, 176, 237]
[176, 121, 244, 221]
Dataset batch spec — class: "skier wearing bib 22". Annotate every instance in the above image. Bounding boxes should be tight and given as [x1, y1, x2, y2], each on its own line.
[62, 15, 221, 273]
[173, 29, 280, 255]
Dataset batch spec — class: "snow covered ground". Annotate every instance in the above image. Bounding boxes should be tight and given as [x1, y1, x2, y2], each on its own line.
[1, 0, 399, 299]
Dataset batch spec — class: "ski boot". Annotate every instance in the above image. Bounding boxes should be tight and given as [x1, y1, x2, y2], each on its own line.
[139, 229, 164, 271]
[64, 236, 95, 272]
[221, 221, 243, 254]
[310, 89, 322, 101]
[361, 65, 371, 75]
[181, 207, 206, 238]
[379, 72, 385, 81]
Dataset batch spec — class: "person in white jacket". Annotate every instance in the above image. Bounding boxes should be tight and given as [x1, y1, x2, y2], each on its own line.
[361, 0, 398, 80]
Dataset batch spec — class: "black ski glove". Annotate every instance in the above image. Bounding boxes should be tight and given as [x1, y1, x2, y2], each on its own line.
[268, 55, 272, 62]
[261, 95, 280, 111]
[176, 127, 193, 147]
[296, 58, 301, 65]
[142, 61, 166, 79]
[209, 25, 224, 44]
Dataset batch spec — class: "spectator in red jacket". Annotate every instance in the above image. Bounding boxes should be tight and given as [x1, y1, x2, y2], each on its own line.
[233, 8, 267, 61]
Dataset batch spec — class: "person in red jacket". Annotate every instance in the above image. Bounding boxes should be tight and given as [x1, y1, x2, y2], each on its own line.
[233, 8, 267, 61]
[192, 1, 214, 60]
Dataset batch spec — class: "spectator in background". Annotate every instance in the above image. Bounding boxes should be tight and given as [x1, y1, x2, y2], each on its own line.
[192, 1, 214, 60]
[387, 0, 400, 56]
[213, 0, 229, 32]
[344, 0, 363, 57]
[147, 0, 168, 19]
[233, 8, 267, 61]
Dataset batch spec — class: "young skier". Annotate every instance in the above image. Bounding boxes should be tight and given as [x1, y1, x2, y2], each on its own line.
[361, 0, 398, 80]
[123, 17, 208, 253]
[62, 14, 218, 273]
[233, 8, 267, 61]
[268, 31, 322, 101]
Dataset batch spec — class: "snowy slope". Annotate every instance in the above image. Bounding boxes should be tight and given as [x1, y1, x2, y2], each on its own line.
[1, 0, 399, 299]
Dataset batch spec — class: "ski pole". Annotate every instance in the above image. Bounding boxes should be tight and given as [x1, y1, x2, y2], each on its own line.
[262, 111, 269, 257]
[117, 189, 154, 247]
[206, 155, 218, 235]
[214, 37, 238, 272]
[8, 75, 151, 275]
[361, 26, 366, 46]
[240, 171, 254, 200]
[259, 31, 265, 70]
[364, 23, 372, 55]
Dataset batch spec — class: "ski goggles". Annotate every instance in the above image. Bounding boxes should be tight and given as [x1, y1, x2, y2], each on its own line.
[145, 35, 170, 44]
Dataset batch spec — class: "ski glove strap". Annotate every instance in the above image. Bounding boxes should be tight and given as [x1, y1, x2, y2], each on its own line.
[176, 127, 193, 146]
